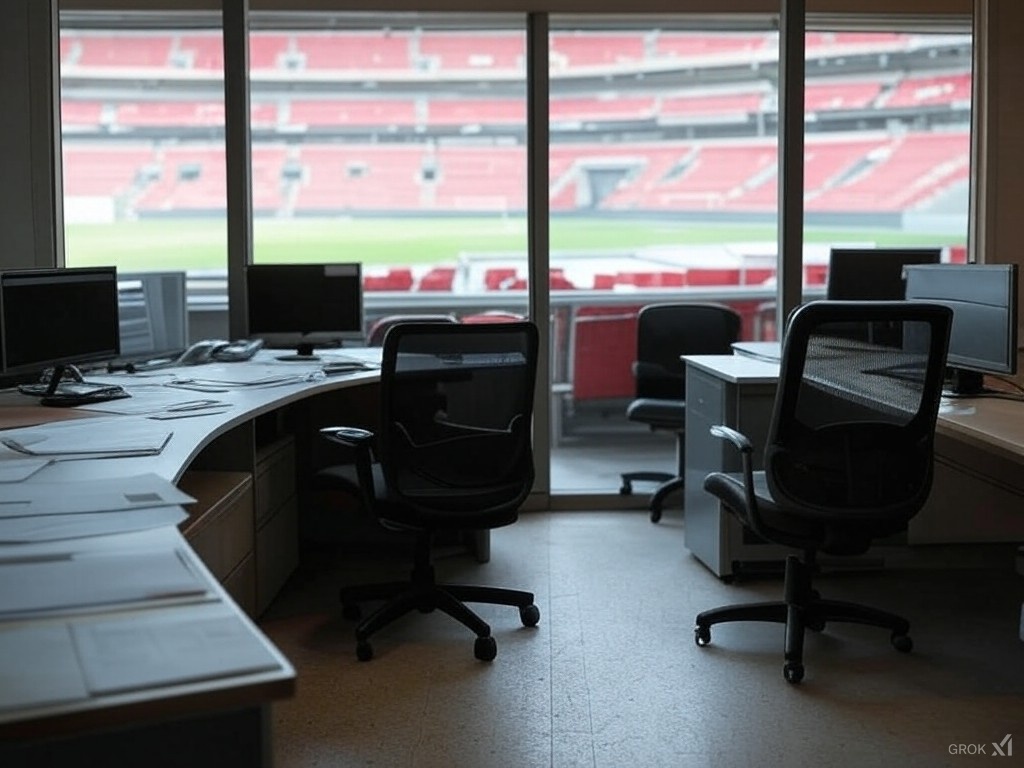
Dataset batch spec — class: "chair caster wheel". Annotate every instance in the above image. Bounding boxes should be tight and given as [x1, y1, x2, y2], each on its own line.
[650, 507, 663, 523]
[619, 483, 632, 495]
[341, 602, 362, 621]
[891, 633, 913, 653]
[474, 636, 497, 661]
[520, 604, 540, 627]
[806, 618, 826, 633]
[783, 662, 804, 684]
[694, 625, 711, 647]
[356, 640, 373, 662]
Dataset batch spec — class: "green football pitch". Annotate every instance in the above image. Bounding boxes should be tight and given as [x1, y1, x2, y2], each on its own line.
[63, 216, 964, 271]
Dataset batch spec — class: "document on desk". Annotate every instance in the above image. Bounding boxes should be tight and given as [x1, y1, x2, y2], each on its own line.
[0, 623, 90, 711]
[71, 611, 282, 695]
[0, 547, 209, 618]
[0, 421, 172, 458]
[0, 506, 189, 543]
[0, 472, 194, 518]
[0, 457, 52, 483]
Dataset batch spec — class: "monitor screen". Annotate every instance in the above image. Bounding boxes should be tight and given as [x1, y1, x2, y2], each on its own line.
[904, 263, 1019, 395]
[117, 271, 189, 361]
[245, 262, 363, 360]
[826, 247, 942, 301]
[0, 267, 120, 376]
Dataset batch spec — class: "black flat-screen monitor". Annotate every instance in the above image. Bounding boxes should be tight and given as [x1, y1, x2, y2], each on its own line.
[117, 271, 189, 362]
[826, 247, 942, 301]
[245, 262, 363, 360]
[904, 263, 1019, 396]
[0, 266, 120, 376]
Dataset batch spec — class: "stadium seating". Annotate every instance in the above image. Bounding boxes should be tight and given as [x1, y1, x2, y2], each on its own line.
[417, 266, 457, 292]
[288, 99, 418, 128]
[569, 306, 640, 403]
[297, 32, 412, 70]
[419, 32, 525, 71]
[61, 145, 154, 198]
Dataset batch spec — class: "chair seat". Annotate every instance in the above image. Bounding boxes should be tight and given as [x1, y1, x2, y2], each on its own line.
[626, 397, 686, 429]
[317, 463, 520, 531]
[704, 471, 904, 557]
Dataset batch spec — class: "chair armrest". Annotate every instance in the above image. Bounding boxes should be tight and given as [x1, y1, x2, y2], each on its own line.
[319, 426, 377, 509]
[320, 426, 375, 448]
[709, 424, 752, 453]
[708, 424, 759, 530]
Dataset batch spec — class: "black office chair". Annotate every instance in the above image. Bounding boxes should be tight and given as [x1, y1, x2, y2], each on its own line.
[318, 321, 541, 662]
[694, 300, 952, 683]
[365, 313, 458, 347]
[620, 303, 742, 522]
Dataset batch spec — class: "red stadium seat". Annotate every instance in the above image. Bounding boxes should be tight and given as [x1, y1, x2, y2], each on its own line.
[417, 267, 456, 292]
[570, 306, 640, 402]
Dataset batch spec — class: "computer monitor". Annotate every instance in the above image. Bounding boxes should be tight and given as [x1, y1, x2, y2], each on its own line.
[826, 247, 942, 301]
[0, 266, 121, 379]
[826, 247, 942, 346]
[904, 263, 1019, 396]
[245, 262, 363, 361]
[117, 271, 189, 362]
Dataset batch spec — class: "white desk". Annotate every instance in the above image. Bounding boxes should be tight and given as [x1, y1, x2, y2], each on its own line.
[683, 354, 1024, 578]
[0, 349, 383, 765]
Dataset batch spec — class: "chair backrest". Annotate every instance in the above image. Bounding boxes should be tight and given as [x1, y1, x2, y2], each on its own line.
[366, 313, 457, 347]
[635, 303, 742, 400]
[378, 321, 539, 521]
[765, 300, 952, 526]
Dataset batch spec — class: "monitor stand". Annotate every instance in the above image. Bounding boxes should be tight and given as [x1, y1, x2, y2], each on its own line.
[18, 364, 130, 407]
[944, 367, 990, 398]
[275, 342, 320, 362]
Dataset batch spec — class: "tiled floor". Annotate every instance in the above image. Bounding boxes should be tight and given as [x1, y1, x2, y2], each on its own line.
[260, 511, 1024, 768]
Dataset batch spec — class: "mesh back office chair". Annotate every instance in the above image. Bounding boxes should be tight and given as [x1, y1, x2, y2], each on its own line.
[365, 313, 457, 346]
[694, 301, 951, 683]
[620, 303, 742, 522]
[319, 321, 541, 662]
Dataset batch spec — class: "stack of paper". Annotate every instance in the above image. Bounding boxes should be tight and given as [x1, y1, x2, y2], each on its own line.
[0, 473, 192, 543]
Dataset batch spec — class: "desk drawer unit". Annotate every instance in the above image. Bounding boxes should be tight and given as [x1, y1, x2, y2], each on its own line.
[177, 470, 257, 615]
[683, 364, 784, 579]
[255, 435, 299, 614]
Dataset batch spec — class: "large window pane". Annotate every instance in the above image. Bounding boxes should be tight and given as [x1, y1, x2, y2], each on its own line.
[248, 15, 529, 341]
[547, 21, 780, 495]
[59, 20, 229, 341]
[798, 29, 972, 340]
[547, 22, 972, 497]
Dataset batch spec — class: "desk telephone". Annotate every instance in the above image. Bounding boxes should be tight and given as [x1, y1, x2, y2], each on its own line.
[179, 338, 265, 365]
[126, 338, 264, 371]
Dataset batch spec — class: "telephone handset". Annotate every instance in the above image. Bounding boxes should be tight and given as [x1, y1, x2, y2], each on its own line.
[176, 339, 228, 366]
[174, 338, 263, 365]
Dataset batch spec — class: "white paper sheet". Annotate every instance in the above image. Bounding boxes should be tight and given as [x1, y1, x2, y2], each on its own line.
[0, 505, 188, 543]
[72, 612, 281, 695]
[0, 458, 52, 483]
[0, 473, 194, 517]
[0, 422, 172, 457]
[0, 623, 90, 711]
[0, 547, 208, 617]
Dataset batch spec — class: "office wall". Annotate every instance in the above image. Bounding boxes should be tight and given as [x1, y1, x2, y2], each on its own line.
[971, 0, 1024, 269]
[0, 0, 62, 271]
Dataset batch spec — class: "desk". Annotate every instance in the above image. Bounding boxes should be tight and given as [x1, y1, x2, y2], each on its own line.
[0, 349, 383, 765]
[683, 354, 1024, 579]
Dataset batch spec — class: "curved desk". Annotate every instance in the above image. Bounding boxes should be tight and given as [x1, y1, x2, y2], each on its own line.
[0, 349, 382, 766]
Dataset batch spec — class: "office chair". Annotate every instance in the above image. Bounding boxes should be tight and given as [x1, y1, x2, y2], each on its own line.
[694, 300, 952, 683]
[318, 321, 541, 662]
[620, 303, 742, 522]
[365, 313, 457, 346]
